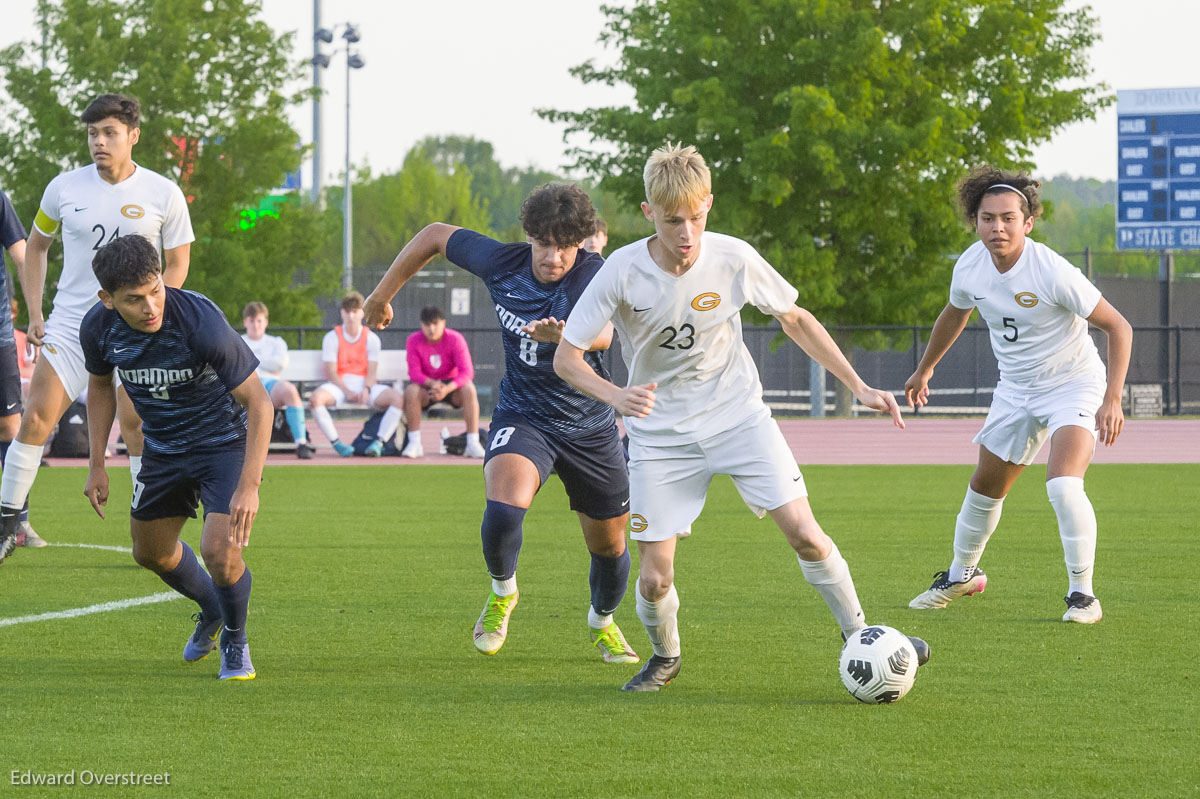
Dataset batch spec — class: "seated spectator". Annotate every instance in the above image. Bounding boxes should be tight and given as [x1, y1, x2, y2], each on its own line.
[310, 291, 405, 457]
[402, 306, 484, 458]
[241, 301, 313, 459]
[583, 218, 608, 255]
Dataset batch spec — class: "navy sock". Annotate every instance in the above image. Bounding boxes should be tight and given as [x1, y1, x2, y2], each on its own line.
[159, 542, 221, 619]
[215, 567, 252, 644]
[589, 547, 631, 616]
[480, 500, 526, 580]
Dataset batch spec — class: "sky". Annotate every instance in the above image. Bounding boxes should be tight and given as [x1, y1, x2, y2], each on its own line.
[2, 0, 1197, 188]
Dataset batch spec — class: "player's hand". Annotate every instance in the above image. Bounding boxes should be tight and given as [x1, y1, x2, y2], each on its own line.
[614, 382, 657, 418]
[429, 382, 451, 402]
[26, 318, 45, 347]
[856, 386, 905, 429]
[1095, 396, 1124, 446]
[84, 468, 109, 519]
[363, 294, 393, 330]
[904, 370, 932, 410]
[521, 317, 565, 344]
[350, 388, 369, 404]
[228, 486, 259, 547]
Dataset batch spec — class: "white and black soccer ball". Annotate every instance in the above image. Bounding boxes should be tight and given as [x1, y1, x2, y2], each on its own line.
[838, 625, 918, 704]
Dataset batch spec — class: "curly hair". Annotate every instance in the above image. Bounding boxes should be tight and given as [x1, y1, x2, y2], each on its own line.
[957, 165, 1042, 224]
[92, 235, 160, 294]
[519, 184, 596, 247]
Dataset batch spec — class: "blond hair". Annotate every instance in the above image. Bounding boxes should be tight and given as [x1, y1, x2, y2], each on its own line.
[643, 143, 711, 209]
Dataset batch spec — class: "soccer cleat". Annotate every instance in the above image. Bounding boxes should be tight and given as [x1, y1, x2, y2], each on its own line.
[472, 590, 518, 655]
[589, 622, 640, 664]
[908, 567, 988, 609]
[463, 436, 486, 459]
[400, 439, 424, 459]
[332, 440, 354, 457]
[620, 654, 681, 692]
[907, 635, 931, 667]
[364, 439, 384, 457]
[295, 442, 315, 460]
[218, 636, 256, 680]
[0, 531, 15, 565]
[183, 612, 223, 662]
[1062, 592, 1102, 624]
[15, 521, 48, 548]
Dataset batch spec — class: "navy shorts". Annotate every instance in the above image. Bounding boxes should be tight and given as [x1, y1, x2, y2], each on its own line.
[0, 341, 22, 417]
[131, 446, 245, 522]
[484, 411, 629, 520]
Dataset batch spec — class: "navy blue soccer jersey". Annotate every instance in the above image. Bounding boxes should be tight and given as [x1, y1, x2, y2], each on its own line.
[80, 287, 259, 455]
[445, 229, 615, 437]
[0, 190, 27, 346]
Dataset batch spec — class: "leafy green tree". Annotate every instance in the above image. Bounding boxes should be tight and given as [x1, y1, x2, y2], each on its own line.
[0, 0, 332, 324]
[545, 0, 1109, 409]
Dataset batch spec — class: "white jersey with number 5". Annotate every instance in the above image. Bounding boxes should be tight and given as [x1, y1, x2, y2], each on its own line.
[949, 239, 1103, 391]
[33, 163, 194, 330]
[563, 231, 798, 444]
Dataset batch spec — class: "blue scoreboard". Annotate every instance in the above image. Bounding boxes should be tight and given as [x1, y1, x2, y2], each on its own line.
[1116, 87, 1200, 250]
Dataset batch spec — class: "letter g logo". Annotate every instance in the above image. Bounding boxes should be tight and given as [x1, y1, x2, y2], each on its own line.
[121, 204, 145, 219]
[1014, 292, 1038, 308]
[630, 514, 648, 534]
[690, 292, 720, 311]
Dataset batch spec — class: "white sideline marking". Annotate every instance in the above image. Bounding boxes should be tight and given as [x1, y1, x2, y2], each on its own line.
[50, 542, 134, 554]
[0, 591, 183, 628]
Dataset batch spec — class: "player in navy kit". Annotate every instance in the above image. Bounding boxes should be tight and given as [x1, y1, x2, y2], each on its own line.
[363, 184, 639, 665]
[81, 235, 272, 680]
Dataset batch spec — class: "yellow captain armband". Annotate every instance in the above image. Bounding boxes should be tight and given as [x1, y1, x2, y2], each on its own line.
[33, 208, 60, 236]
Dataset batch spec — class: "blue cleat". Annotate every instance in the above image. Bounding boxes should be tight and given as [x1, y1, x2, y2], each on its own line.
[364, 439, 384, 457]
[332, 440, 354, 458]
[218, 635, 256, 681]
[183, 612, 223, 662]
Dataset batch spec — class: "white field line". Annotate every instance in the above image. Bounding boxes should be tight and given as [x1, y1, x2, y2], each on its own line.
[0, 591, 183, 628]
[49, 542, 134, 554]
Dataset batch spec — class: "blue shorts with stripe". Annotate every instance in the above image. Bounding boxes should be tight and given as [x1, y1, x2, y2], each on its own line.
[131, 446, 245, 521]
[484, 410, 629, 521]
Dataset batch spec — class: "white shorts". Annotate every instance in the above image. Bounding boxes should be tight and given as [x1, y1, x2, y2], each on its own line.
[628, 410, 807, 542]
[40, 316, 90, 400]
[317, 379, 391, 407]
[974, 375, 1105, 465]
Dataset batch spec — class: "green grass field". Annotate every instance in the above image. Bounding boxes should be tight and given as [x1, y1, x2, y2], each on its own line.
[1, 464, 1197, 798]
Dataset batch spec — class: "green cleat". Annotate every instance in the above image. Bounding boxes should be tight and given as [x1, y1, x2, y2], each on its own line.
[473, 591, 518, 655]
[589, 622, 640, 664]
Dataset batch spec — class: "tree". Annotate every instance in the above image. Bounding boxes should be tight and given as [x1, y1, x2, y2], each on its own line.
[545, 0, 1109, 410]
[0, 0, 334, 324]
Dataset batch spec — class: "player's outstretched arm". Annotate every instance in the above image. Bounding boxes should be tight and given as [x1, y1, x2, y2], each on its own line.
[162, 244, 191, 289]
[19, 230, 52, 345]
[904, 302, 973, 409]
[521, 319, 614, 351]
[1086, 298, 1133, 446]
[553, 341, 656, 418]
[228, 374, 273, 547]
[364, 223, 461, 329]
[778, 305, 904, 428]
[83, 372, 117, 519]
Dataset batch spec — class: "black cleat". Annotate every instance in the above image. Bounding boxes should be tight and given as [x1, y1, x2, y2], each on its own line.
[0, 505, 20, 565]
[296, 442, 315, 460]
[620, 654, 681, 692]
[0, 531, 15, 565]
[907, 636, 931, 666]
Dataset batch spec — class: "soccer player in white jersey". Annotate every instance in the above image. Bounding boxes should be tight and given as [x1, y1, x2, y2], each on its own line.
[0, 94, 193, 555]
[555, 143, 924, 692]
[905, 167, 1132, 624]
[241, 301, 313, 459]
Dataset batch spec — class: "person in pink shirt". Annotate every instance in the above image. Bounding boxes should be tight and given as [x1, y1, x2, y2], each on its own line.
[402, 306, 484, 458]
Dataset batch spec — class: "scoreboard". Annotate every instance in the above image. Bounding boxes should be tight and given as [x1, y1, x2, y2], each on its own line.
[1116, 87, 1200, 250]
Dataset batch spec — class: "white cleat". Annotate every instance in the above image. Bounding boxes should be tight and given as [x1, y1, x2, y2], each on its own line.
[463, 436, 486, 459]
[16, 521, 48, 548]
[909, 567, 988, 609]
[1062, 592, 1102, 624]
[400, 440, 424, 459]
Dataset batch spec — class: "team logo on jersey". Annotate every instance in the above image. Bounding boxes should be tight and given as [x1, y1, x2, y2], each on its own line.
[430, 354, 442, 369]
[690, 292, 721, 311]
[44, 343, 57, 355]
[629, 514, 648, 534]
[120, 204, 145, 219]
[1014, 292, 1039, 308]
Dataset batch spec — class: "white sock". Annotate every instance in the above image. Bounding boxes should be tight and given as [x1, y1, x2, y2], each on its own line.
[311, 406, 339, 443]
[0, 441, 44, 509]
[377, 407, 404, 441]
[128, 455, 142, 485]
[797, 542, 866, 636]
[407, 430, 421, 446]
[949, 487, 1004, 582]
[491, 575, 517, 597]
[1046, 476, 1097, 596]
[588, 607, 612, 630]
[635, 579, 680, 658]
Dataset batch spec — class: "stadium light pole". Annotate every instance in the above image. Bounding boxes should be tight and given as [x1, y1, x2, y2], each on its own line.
[342, 27, 365, 291]
[311, 2, 332, 206]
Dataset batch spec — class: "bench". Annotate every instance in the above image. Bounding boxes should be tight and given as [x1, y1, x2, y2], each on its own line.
[279, 349, 410, 388]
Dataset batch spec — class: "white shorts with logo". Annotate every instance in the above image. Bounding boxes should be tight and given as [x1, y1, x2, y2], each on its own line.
[40, 315, 91, 400]
[628, 409, 807, 542]
[974, 374, 1105, 465]
[317, 375, 391, 407]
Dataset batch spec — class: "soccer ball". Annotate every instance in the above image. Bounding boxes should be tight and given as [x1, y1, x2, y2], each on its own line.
[838, 625, 918, 704]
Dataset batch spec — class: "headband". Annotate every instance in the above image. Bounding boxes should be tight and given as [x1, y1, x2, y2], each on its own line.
[987, 183, 1027, 197]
